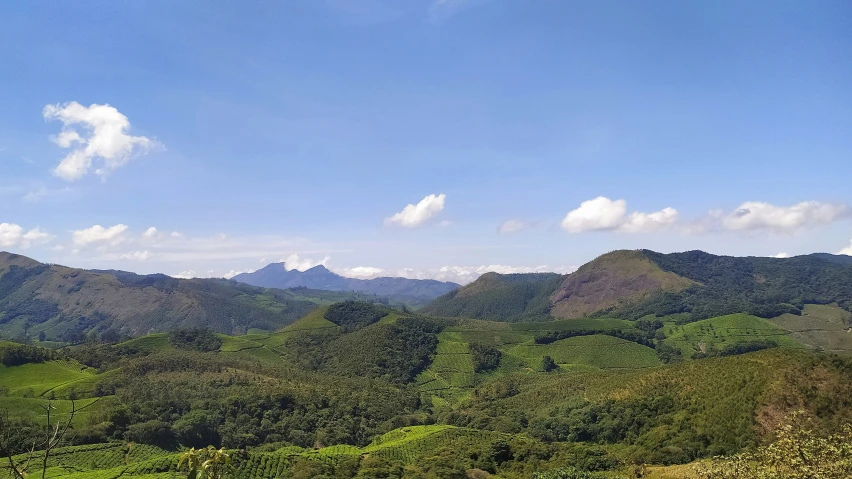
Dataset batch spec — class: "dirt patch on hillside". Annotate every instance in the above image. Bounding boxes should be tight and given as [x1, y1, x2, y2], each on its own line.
[550, 250, 694, 318]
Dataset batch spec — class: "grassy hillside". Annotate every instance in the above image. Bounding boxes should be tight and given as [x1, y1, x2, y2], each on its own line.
[421, 272, 564, 321]
[662, 313, 802, 359]
[507, 334, 661, 370]
[4, 301, 852, 478]
[0, 252, 321, 340]
[768, 303, 852, 355]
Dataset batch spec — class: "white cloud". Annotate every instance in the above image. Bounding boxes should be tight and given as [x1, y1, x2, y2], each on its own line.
[498, 219, 528, 234]
[721, 201, 849, 233]
[619, 208, 679, 233]
[839, 240, 852, 256]
[561, 197, 677, 233]
[43, 101, 160, 181]
[335, 266, 386, 279]
[72, 224, 129, 247]
[561, 197, 627, 233]
[0, 224, 54, 248]
[772, 252, 790, 258]
[143, 227, 161, 238]
[385, 193, 446, 228]
[223, 269, 254, 279]
[22, 186, 47, 203]
[172, 270, 196, 279]
[119, 250, 152, 261]
[282, 253, 330, 272]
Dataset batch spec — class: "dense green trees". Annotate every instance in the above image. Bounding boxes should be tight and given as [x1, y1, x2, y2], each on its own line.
[169, 328, 223, 352]
[470, 343, 502, 372]
[283, 315, 441, 384]
[616, 251, 852, 321]
[422, 273, 564, 322]
[0, 343, 56, 366]
[541, 356, 558, 372]
[324, 300, 388, 332]
[89, 348, 424, 450]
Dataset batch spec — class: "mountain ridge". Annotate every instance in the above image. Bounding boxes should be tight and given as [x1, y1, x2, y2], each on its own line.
[0, 251, 320, 340]
[232, 262, 460, 306]
[422, 249, 852, 322]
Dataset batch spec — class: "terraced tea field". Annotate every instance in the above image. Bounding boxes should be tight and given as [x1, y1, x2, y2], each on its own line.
[416, 331, 476, 404]
[507, 334, 661, 369]
[2, 425, 511, 479]
[662, 313, 802, 358]
[768, 304, 852, 354]
[0, 359, 97, 397]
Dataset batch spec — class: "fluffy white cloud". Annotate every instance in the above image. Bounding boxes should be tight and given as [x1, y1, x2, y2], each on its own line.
[172, 270, 197, 279]
[143, 227, 160, 238]
[721, 201, 849, 233]
[839, 240, 852, 256]
[119, 250, 152, 261]
[498, 219, 528, 234]
[0, 224, 53, 248]
[43, 102, 159, 181]
[772, 252, 791, 258]
[561, 197, 678, 233]
[385, 193, 446, 228]
[561, 197, 626, 232]
[72, 224, 129, 247]
[282, 253, 330, 271]
[619, 208, 679, 233]
[335, 266, 386, 279]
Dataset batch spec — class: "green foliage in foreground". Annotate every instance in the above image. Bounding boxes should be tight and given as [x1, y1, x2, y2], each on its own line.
[3, 426, 624, 479]
[5, 299, 852, 478]
[693, 413, 852, 479]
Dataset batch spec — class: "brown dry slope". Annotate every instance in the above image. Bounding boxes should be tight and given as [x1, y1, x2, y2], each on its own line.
[550, 250, 695, 318]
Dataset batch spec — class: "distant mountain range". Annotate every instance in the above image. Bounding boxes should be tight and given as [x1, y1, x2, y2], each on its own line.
[232, 262, 460, 306]
[422, 250, 852, 322]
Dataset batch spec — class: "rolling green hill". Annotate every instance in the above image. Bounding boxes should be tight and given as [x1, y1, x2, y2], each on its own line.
[420, 272, 564, 321]
[4, 299, 852, 478]
[0, 252, 325, 340]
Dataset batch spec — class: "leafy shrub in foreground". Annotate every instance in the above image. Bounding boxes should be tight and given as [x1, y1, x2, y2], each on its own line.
[694, 413, 852, 479]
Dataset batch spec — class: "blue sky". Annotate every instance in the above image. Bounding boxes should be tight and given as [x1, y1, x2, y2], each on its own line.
[1, 0, 851, 283]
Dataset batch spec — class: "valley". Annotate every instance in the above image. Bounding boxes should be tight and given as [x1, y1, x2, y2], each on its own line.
[2, 250, 852, 478]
